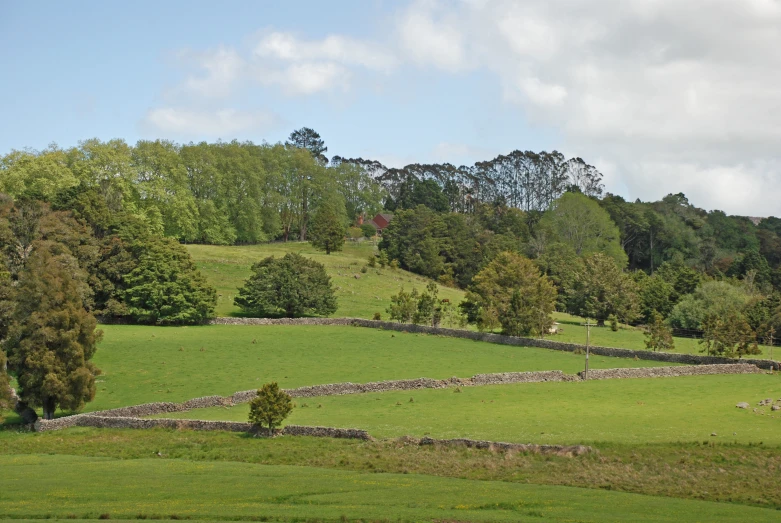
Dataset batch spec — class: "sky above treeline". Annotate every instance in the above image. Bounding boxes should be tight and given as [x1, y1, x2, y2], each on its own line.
[2, 0, 780, 217]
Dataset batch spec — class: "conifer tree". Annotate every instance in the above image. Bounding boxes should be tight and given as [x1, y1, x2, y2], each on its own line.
[249, 382, 293, 436]
[644, 312, 675, 352]
[5, 248, 102, 419]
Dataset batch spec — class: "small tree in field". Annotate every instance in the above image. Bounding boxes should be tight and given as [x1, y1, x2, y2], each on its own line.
[249, 382, 293, 436]
[644, 312, 675, 352]
[309, 200, 346, 255]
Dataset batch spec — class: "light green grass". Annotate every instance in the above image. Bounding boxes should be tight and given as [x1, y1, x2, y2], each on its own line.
[84, 324, 675, 413]
[186, 241, 465, 318]
[4, 428, 781, 510]
[552, 311, 778, 359]
[2, 454, 778, 522]
[160, 373, 781, 445]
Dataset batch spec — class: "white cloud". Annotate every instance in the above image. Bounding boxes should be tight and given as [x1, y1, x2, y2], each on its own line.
[176, 46, 245, 98]
[143, 107, 279, 137]
[254, 32, 397, 73]
[390, 0, 781, 215]
[257, 62, 349, 95]
[398, 1, 467, 71]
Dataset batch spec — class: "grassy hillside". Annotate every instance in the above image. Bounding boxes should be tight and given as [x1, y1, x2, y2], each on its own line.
[2, 453, 779, 522]
[79, 324, 673, 413]
[186, 241, 465, 318]
[156, 373, 781, 445]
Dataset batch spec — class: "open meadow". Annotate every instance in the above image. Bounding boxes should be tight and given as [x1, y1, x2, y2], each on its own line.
[186, 242, 465, 318]
[4, 245, 781, 521]
[154, 373, 781, 445]
[76, 324, 673, 413]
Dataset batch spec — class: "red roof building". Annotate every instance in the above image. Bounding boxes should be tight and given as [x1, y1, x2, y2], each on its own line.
[369, 213, 393, 234]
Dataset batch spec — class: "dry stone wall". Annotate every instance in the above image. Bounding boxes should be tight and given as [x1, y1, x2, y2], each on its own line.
[208, 317, 781, 370]
[579, 363, 763, 380]
[417, 436, 592, 456]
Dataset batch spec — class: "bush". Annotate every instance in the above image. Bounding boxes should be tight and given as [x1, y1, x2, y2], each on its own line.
[373, 312, 382, 321]
[367, 255, 377, 268]
[361, 265, 368, 273]
[360, 223, 377, 238]
[248, 382, 292, 436]
[389, 259, 399, 270]
[234, 253, 337, 318]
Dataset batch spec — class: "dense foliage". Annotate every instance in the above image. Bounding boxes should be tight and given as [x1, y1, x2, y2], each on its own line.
[462, 252, 557, 336]
[235, 253, 337, 318]
[248, 382, 293, 436]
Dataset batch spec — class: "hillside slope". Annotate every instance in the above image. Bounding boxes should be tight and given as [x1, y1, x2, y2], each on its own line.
[186, 241, 465, 318]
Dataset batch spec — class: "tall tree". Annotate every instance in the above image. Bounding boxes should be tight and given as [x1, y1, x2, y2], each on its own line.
[569, 253, 640, 326]
[538, 192, 627, 266]
[4, 248, 101, 419]
[248, 382, 293, 436]
[308, 195, 347, 255]
[286, 127, 328, 163]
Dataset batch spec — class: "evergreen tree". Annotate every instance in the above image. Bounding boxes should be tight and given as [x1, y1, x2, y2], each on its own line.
[569, 253, 640, 326]
[308, 198, 346, 255]
[4, 248, 102, 419]
[463, 252, 557, 336]
[248, 382, 293, 436]
[235, 253, 337, 318]
[122, 234, 216, 325]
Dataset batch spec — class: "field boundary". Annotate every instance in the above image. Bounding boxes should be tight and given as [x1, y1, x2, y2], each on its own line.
[209, 317, 781, 370]
[35, 364, 762, 433]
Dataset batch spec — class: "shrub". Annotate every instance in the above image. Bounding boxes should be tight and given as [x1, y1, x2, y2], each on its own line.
[373, 312, 382, 321]
[361, 265, 368, 273]
[389, 259, 399, 270]
[360, 223, 377, 238]
[235, 253, 337, 318]
[367, 255, 377, 268]
[248, 382, 293, 436]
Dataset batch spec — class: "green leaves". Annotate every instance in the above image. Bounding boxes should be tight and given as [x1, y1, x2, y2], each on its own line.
[465, 252, 557, 337]
[248, 382, 293, 436]
[121, 235, 216, 325]
[234, 253, 337, 318]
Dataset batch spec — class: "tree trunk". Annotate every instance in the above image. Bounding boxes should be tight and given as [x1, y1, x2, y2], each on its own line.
[43, 396, 56, 420]
[596, 318, 606, 327]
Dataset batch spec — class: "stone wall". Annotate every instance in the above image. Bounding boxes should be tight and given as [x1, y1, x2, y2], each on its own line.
[417, 436, 592, 456]
[578, 363, 764, 380]
[208, 317, 781, 370]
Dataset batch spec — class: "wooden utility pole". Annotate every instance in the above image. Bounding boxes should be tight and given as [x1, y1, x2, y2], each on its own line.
[583, 320, 597, 380]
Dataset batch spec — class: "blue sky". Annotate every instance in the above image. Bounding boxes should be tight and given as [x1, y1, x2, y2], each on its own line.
[2, 1, 780, 215]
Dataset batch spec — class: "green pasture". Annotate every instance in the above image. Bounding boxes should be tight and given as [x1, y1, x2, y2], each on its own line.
[80, 324, 674, 413]
[159, 373, 781, 445]
[186, 241, 465, 318]
[1, 453, 778, 522]
[552, 311, 778, 359]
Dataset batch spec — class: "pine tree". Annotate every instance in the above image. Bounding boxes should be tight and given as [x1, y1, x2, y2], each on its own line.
[248, 382, 293, 436]
[5, 248, 102, 419]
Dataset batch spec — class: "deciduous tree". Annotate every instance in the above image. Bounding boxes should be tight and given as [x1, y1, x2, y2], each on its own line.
[569, 253, 640, 326]
[644, 312, 675, 352]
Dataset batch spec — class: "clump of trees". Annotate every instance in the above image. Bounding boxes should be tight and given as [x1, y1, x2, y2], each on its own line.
[387, 282, 454, 327]
[699, 310, 761, 358]
[461, 252, 556, 336]
[235, 253, 337, 318]
[248, 382, 293, 436]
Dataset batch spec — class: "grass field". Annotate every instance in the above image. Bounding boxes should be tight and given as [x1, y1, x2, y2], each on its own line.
[187, 242, 780, 360]
[1, 453, 779, 522]
[154, 373, 781, 445]
[75, 324, 674, 413]
[186, 241, 465, 318]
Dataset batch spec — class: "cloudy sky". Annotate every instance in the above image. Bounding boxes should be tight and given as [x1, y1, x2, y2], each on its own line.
[2, 0, 780, 216]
